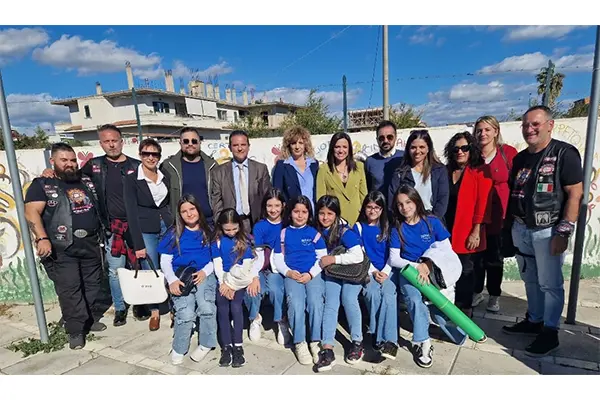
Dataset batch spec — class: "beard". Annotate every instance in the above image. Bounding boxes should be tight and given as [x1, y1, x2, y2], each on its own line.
[55, 167, 82, 183]
[182, 149, 200, 160]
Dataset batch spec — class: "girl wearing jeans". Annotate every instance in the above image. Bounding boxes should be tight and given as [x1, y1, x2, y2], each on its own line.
[316, 195, 365, 372]
[389, 185, 468, 369]
[245, 189, 290, 345]
[273, 195, 327, 366]
[211, 208, 256, 368]
[158, 194, 217, 365]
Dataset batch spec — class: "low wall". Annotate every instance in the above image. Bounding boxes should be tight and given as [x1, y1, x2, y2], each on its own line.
[1, 117, 599, 302]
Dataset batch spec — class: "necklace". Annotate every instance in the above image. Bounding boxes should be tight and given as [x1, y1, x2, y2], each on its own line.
[336, 166, 348, 182]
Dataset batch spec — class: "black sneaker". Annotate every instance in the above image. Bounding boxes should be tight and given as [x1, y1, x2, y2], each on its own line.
[132, 305, 150, 321]
[232, 346, 246, 368]
[525, 328, 559, 357]
[345, 341, 364, 365]
[502, 318, 543, 337]
[219, 346, 232, 367]
[316, 348, 336, 372]
[381, 341, 398, 361]
[69, 334, 86, 350]
[113, 310, 127, 327]
[413, 340, 433, 368]
[372, 337, 383, 352]
[90, 321, 107, 332]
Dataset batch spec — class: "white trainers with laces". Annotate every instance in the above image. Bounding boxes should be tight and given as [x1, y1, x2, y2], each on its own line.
[249, 314, 262, 342]
[472, 292, 485, 308]
[486, 296, 500, 312]
[413, 339, 433, 368]
[294, 342, 313, 365]
[190, 345, 211, 363]
[170, 350, 185, 365]
[309, 341, 321, 364]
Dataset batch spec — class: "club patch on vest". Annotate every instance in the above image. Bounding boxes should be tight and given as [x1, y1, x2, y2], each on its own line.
[55, 234, 66, 241]
[92, 164, 101, 173]
[57, 225, 67, 234]
[126, 169, 135, 175]
[47, 200, 57, 207]
[539, 163, 555, 176]
[515, 168, 531, 185]
[537, 183, 554, 193]
[535, 212, 551, 225]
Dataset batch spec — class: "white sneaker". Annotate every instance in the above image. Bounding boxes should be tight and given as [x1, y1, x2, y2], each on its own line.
[294, 342, 313, 365]
[190, 345, 211, 363]
[472, 292, 485, 308]
[170, 350, 185, 365]
[413, 339, 433, 368]
[276, 320, 292, 345]
[309, 341, 321, 364]
[249, 314, 262, 342]
[486, 296, 500, 313]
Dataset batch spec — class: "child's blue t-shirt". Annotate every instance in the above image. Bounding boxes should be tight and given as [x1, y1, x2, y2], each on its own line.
[390, 216, 450, 262]
[211, 235, 254, 272]
[353, 222, 388, 271]
[275, 225, 326, 274]
[252, 219, 282, 249]
[157, 227, 212, 271]
[322, 224, 361, 252]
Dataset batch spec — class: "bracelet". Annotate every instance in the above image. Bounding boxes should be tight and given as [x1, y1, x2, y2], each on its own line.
[35, 237, 50, 244]
[556, 220, 576, 238]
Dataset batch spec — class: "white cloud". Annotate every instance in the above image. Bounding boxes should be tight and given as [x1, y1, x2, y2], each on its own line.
[0, 27, 49, 64]
[512, 82, 538, 93]
[554, 52, 594, 70]
[6, 93, 70, 133]
[448, 81, 505, 102]
[256, 87, 362, 111]
[32, 35, 161, 75]
[478, 52, 548, 74]
[410, 32, 434, 44]
[171, 60, 233, 80]
[578, 44, 595, 53]
[503, 26, 585, 41]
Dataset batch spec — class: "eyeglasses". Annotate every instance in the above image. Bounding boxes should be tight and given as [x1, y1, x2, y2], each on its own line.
[378, 134, 395, 142]
[140, 151, 161, 159]
[366, 205, 383, 212]
[182, 138, 199, 145]
[453, 145, 471, 154]
[521, 120, 551, 130]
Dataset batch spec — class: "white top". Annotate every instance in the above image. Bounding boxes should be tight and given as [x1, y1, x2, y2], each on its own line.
[485, 148, 497, 164]
[137, 164, 168, 207]
[411, 168, 433, 212]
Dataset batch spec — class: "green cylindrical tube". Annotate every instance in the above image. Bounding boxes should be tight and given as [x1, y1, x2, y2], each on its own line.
[400, 264, 486, 342]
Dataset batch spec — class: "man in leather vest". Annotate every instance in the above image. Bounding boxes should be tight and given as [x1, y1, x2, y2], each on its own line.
[25, 143, 107, 350]
[502, 105, 583, 357]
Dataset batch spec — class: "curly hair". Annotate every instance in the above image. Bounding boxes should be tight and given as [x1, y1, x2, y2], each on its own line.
[444, 131, 484, 171]
[280, 126, 315, 159]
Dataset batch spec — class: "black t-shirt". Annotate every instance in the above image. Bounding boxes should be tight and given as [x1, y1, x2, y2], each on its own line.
[445, 169, 464, 234]
[105, 160, 127, 220]
[508, 146, 583, 218]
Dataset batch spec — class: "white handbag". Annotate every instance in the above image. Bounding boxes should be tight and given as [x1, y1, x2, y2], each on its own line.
[117, 257, 168, 305]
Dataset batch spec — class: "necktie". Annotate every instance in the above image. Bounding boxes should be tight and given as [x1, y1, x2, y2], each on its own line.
[238, 164, 250, 215]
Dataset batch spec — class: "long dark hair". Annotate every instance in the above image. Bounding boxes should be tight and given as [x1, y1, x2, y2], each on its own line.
[392, 185, 433, 246]
[444, 131, 484, 171]
[357, 191, 389, 242]
[400, 129, 442, 183]
[260, 188, 286, 221]
[213, 208, 252, 265]
[326, 132, 356, 174]
[315, 195, 344, 249]
[284, 195, 314, 228]
[169, 194, 212, 254]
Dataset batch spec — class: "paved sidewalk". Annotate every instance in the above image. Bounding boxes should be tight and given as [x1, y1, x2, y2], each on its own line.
[1, 280, 599, 375]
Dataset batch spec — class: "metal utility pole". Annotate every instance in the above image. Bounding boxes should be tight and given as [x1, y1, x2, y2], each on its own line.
[342, 75, 348, 132]
[542, 59, 555, 107]
[382, 25, 389, 120]
[566, 26, 600, 325]
[0, 70, 49, 343]
[131, 87, 143, 142]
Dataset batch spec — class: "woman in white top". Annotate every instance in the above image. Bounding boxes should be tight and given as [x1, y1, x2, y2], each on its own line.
[124, 138, 174, 331]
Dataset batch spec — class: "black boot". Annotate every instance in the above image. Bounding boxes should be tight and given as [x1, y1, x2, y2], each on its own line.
[113, 310, 127, 327]
[525, 327, 559, 357]
[219, 346, 233, 367]
[502, 316, 543, 336]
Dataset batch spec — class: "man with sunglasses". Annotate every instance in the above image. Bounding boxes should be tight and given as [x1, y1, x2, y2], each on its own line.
[161, 127, 216, 225]
[502, 105, 583, 357]
[365, 120, 404, 196]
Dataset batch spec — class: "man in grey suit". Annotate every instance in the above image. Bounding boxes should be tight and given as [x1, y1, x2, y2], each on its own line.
[210, 130, 272, 232]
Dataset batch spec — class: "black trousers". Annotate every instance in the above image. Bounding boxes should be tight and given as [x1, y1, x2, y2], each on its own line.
[473, 234, 503, 296]
[43, 247, 102, 335]
[454, 253, 475, 310]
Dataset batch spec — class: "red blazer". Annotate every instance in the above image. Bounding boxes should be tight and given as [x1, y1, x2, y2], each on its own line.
[450, 165, 493, 254]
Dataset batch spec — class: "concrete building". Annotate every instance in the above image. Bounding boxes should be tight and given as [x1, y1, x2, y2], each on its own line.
[347, 107, 427, 132]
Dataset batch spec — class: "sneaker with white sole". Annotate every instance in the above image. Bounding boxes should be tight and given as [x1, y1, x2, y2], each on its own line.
[413, 339, 433, 368]
[248, 314, 262, 342]
[471, 292, 485, 308]
[276, 320, 292, 345]
[309, 341, 321, 364]
[171, 350, 185, 365]
[486, 296, 500, 312]
[294, 342, 313, 365]
[190, 345, 211, 363]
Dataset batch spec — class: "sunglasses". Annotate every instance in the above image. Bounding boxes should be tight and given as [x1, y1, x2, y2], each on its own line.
[182, 138, 199, 145]
[378, 134, 395, 142]
[141, 151, 161, 158]
[453, 145, 471, 154]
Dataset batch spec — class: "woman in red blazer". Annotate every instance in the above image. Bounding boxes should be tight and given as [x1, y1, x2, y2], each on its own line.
[444, 132, 492, 316]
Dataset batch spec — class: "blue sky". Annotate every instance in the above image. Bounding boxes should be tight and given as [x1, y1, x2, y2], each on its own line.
[0, 25, 596, 132]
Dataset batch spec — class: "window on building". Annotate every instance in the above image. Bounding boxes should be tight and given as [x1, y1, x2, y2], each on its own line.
[261, 111, 269, 125]
[175, 102, 188, 117]
[217, 110, 228, 120]
[153, 101, 170, 113]
[234, 112, 238, 122]
[84, 105, 91, 118]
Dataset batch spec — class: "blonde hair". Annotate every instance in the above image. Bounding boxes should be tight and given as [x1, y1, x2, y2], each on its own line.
[280, 126, 315, 159]
[474, 115, 504, 147]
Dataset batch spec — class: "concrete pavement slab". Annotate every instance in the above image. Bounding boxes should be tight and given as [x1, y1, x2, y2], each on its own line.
[116, 326, 174, 359]
[381, 339, 460, 375]
[283, 362, 365, 375]
[0, 325, 30, 346]
[63, 355, 163, 375]
[205, 343, 297, 375]
[3, 349, 95, 375]
[451, 347, 540, 375]
[0, 347, 36, 370]
[539, 361, 600, 375]
[155, 345, 219, 373]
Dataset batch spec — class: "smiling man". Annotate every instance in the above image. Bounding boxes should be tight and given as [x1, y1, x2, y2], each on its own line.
[502, 105, 583, 357]
[364, 120, 404, 197]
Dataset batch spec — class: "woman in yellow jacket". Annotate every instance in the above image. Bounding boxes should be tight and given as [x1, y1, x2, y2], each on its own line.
[316, 132, 368, 226]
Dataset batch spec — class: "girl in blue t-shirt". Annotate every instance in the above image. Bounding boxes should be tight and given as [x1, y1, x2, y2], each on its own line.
[354, 191, 398, 360]
[315, 195, 365, 372]
[158, 194, 217, 366]
[245, 188, 290, 345]
[272, 195, 327, 366]
[389, 185, 467, 369]
[211, 208, 257, 368]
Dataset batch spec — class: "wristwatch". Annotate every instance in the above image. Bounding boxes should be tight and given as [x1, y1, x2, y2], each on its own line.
[35, 237, 50, 244]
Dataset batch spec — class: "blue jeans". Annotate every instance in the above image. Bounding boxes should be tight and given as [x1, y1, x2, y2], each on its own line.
[285, 273, 325, 344]
[171, 274, 217, 354]
[106, 234, 127, 312]
[322, 275, 363, 346]
[363, 269, 398, 344]
[244, 270, 286, 322]
[512, 221, 565, 329]
[140, 220, 167, 311]
[398, 275, 467, 345]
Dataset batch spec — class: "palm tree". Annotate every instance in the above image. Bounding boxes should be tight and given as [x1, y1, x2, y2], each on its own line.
[536, 67, 565, 110]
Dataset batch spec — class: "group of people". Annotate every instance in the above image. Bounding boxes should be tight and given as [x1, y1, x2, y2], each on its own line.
[24, 104, 583, 371]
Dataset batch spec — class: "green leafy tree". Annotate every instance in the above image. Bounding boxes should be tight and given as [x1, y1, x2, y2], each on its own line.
[279, 89, 342, 135]
[536, 67, 565, 110]
[227, 111, 277, 138]
[563, 101, 590, 118]
[0, 126, 51, 150]
[388, 103, 425, 129]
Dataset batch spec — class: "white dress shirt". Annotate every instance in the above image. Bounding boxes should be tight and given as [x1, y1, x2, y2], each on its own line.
[137, 164, 168, 207]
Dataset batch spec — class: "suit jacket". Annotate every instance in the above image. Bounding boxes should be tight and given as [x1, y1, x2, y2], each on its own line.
[272, 158, 319, 204]
[316, 161, 368, 227]
[210, 158, 272, 226]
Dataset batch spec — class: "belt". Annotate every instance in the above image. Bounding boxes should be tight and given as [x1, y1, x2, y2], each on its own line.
[73, 229, 98, 239]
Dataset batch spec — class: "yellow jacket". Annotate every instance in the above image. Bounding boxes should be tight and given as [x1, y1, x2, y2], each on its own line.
[316, 161, 367, 227]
